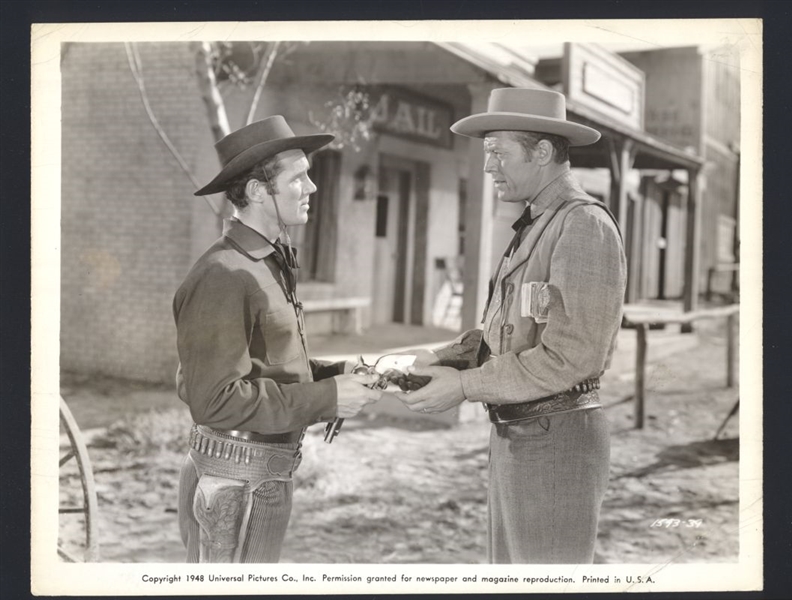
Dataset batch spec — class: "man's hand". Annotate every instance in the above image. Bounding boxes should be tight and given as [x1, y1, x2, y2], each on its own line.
[395, 366, 466, 414]
[334, 372, 382, 418]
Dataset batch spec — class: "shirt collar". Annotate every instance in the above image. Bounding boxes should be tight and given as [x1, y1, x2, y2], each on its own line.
[223, 218, 276, 261]
[527, 170, 576, 219]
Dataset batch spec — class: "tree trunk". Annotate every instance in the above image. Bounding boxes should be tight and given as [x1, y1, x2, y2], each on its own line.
[193, 42, 230, 144]
[246, 41, 281, 125]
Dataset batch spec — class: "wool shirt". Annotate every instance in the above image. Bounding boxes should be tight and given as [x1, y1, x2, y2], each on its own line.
[435, 171, 627, 404]
[173, 219, 341, 434]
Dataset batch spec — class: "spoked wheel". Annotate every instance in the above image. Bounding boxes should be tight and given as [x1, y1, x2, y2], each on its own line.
[58, 396, 100, 562]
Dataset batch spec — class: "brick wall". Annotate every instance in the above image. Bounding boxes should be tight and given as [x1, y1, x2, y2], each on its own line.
[61, 42, 217, 383]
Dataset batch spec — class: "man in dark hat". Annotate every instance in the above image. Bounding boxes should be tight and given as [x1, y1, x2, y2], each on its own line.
[396, 89, 627, 563]
[173, 116, 381, 563]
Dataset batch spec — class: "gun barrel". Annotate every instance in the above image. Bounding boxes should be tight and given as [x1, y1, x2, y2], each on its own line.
[324, 417, 344, 443]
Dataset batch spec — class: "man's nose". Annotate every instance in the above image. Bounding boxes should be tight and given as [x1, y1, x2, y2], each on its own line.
[306, 177, 317, 195]
[484, 155, 498, 173]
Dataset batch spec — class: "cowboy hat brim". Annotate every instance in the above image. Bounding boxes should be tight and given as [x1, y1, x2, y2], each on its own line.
[195, 133, 335, 196]
[451, 113, 601, 146]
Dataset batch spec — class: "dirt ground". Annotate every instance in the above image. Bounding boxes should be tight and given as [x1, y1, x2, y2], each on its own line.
[58, 320, 741, 565]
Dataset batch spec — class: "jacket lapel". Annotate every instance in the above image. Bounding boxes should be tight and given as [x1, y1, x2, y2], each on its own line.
[502, 195, 566, 280]
[501, 172, 586, 280]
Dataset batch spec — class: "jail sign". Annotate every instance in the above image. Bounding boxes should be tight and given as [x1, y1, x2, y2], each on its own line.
[370, 87, 453, 148]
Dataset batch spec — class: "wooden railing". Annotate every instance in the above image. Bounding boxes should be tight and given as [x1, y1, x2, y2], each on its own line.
[622, 304, 739, 429]
[706, 263, 739, 302]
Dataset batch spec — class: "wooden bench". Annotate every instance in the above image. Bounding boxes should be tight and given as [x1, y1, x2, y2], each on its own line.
[301, 297, 370, 335]
[622, 304, 739, 429]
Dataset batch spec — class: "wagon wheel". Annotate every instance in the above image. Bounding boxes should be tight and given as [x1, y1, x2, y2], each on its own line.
[59, 396, 100, 562]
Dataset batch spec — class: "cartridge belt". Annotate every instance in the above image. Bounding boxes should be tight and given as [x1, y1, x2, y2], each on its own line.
[486, 378, 602, 425]
[209, 426, 304, 444]
[190, 424, 304, 469]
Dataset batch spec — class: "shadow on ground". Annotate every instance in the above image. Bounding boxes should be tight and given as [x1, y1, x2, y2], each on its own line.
[616, 437, 739, 479]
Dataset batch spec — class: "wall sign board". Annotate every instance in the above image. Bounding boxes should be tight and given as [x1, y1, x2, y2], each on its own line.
[369, 86, 454, 149]
[562, 43, 645, 130]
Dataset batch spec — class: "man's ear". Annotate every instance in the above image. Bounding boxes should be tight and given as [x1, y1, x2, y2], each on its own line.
[535, 139, 554, 166]
[246, 179, 264, 204]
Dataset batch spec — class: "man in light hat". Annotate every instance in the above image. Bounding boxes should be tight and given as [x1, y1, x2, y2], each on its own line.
[173, 116, 381, 563]
[396, 89, 627, 563]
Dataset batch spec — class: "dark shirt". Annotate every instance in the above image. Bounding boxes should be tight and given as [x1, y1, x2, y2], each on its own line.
[173, 219, 342, 434]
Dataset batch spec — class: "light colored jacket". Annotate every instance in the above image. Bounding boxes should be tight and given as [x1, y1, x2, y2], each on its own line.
[436, 171, 627, 405]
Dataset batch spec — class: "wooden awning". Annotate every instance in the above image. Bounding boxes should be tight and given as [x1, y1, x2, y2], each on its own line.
[435, 43, 706, 172]
[566, 99, 705, 172]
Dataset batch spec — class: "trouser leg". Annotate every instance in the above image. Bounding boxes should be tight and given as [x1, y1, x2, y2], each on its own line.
[235, 479, 293, 563]
[177, 448, 296, 563]
[488, 408, 611, 564]
[178, 454, 201, 563]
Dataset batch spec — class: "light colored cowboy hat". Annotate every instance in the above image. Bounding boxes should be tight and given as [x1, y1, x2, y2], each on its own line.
[195, 115, 334, 196]
[451, 88, 600, 146]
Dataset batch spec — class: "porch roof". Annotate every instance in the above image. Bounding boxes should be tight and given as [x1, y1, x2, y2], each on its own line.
[435, 42, 706, 172]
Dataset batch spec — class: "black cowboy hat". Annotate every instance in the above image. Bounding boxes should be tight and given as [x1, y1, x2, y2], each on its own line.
[195, 115, 334, 196]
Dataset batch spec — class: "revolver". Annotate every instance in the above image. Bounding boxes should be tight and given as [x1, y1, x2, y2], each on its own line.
[323, 354, 413, 444]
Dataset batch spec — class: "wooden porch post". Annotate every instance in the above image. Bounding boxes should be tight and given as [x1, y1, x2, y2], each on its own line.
[461, 84, 497, 330]
[618, 139, 635, 229]
[607, 137, 636, 302]
[726, 312, 738, 388]
[635, 323, 647, 429]
[682, 168, 702, 332]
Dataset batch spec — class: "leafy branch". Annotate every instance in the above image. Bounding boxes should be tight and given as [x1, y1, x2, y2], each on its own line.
[309, 85, 379, 152]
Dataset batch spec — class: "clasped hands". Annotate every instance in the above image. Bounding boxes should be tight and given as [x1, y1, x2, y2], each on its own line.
[334, 349, 466, 418]
[383, 349, 467, 415]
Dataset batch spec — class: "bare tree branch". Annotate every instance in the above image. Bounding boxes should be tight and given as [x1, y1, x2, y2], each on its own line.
[193, 42, 231, 144]
[246, 41, 281, 126]
[125, 43, 221, 216]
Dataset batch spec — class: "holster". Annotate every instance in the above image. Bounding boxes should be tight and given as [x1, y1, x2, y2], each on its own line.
[187, 424, 303, 563]
[193, 475, 252, 563]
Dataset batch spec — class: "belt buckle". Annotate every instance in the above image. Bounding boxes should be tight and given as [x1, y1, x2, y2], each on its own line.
[488, 410, 509, 425]
[486, 403, 516, 425]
